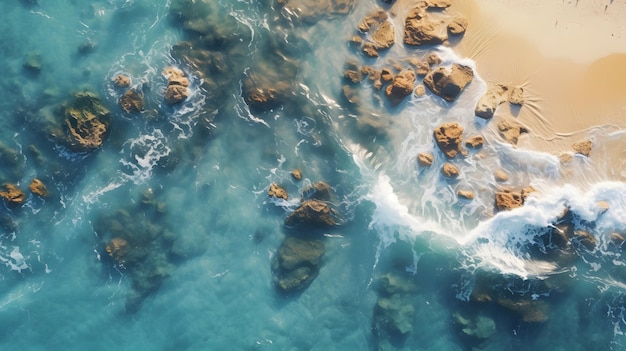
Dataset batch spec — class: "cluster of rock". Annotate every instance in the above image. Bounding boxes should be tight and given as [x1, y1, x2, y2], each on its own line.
[163, 67, 190, 105]
[372, 272, 418, 341]
[268, 178, 341, 293]
[114, 74, 144, 114]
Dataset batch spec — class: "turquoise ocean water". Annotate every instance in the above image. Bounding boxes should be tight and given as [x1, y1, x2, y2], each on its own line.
[2, 0, 626, 350]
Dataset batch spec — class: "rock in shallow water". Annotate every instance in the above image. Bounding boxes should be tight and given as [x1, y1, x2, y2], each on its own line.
[285, 199, 335, 227]
[424, 64, 474, 102]
[272, 236, 325, 292]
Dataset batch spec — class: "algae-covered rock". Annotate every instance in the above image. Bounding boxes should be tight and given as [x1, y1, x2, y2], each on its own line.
[272, 236, 325, 292]
[63, 91, 112, 152]
[374, 294, 415, 335]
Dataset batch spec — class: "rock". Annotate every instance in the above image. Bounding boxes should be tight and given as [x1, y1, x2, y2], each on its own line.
[64, 91, 112, 151]
[509, 86, 524, 105]
[268, 183, 288, 200]
[163, 67, 189, 105]
[385, 69, 416, 105]
[291, 169, 302, 180]
[119, 89, 144, 113]
[302, 181, 333, 201]
[106, 237, 129, 263]
[415, 60, 431, 76]
[494, 169, 509, 182]
[414, 84, 426, 96]
[442, 162, 459, 178]
[344, 68, 362, 84]
[285, 200, 335, 227]
[380, 68, 394, 83]
[113, 74, 131, 88]
[375, 273, 417, 294]
[457, 190, 475, 200]
[497, 119, 528, 145]
[375, 294, 415, 335]
[573, 230, 596, 251]
[426, 53, 442, 66]
[433, 122, 464, 158]
[165, 85, 189, 105]
[272, 236, 325, 292]
[23, 52, 43, 73]
[465, 135, 484, 148]
[454, 313, 496, 340]
[495, 189, 523, 211]
[419, 0, 452, 9]
[447, 15, 468, 35]
[417, 152, 434, 167]
[497, 299, 549, 323]
[475, 84, 509, 119]
[0, 184, 26, 204]
[364, 20, 395, 57]
[404, 7, 448, 46]
[424, 64, 474, 102]
[573, 140, 592, 157]
[29, 178, 48, 197]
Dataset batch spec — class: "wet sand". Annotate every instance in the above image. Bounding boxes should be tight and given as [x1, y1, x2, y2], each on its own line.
[449, 0, 626, 160]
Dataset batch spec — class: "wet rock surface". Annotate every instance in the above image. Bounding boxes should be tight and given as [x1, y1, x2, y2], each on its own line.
[434, 122, 465, 158]
[61, 91, 112, 152]
[424, 64, 474, 102]
[271, 236, 325, 293]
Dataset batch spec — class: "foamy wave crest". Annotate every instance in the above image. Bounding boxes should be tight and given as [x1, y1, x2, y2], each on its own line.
[0, 246, 30, 273]
[120, 128, 171, 183]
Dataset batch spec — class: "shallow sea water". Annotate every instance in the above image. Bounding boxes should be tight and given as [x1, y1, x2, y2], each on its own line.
[1, 0, 626, 350]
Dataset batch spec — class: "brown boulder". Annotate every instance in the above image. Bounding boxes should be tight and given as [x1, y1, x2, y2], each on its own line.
[291, 169, 302, 180]
[64, 91, 112, 152]
[362, 20, 395, 57]
[465, 135, 484, 148]
[29, 178, 48, 197]
[417, 152, 434, 167]
[475, 84, 509, 119]
[433, 122, 464, 158]
[414, 84, 426, 97]
[495, 189, 523, 211]
[285, 200, 335, 227]
[447, 15, 468, 35]
[268, 183, 288, 200]
[0, 184, 26, 204]
[165, 85, 188, 105]
[457, 190, 475, 200]
[424, 64, 474, 102]
[113, 74, 131, 88]
[574, 230, 597, 251]
[497, 119, 528, 145]
[119, 89, 144, 113]
[404, 7, 448, 46]
[385, 69, 416, 104]
[163, 67, 189, 105]
[509, 86, 524, 105]
[442, 162, 459, 178]
[106, 237, 129, 263]
[573, 140, 592, 157]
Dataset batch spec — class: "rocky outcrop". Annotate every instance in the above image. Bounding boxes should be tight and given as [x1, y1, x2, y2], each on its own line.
[113, 74, 131, 88]
[163, 67, 190, 104]
[424, 64, 474, 102]
[495, 187, 534, 211]
[0, 184, 26, 205]
[302, 181, 334, 201]
[497, 299, 549, 323]
[573, 140, 592, 157]
[447, 15, 468, 35]
[497, 119, 528, 145]
[291, 169, 302, 180]
[106, 237, 129, 263]
[475, 84, 524, 119]
[285, 200, 335, 227]
[64, 91, 112, 152]
[272, 236, 325, 292]
[268, 183, 288, 200]
[442, 162, 459, 178]
[434, 122, 465, 158]
[357, 10, 395, 57]
[417, 152, 434, 167]
[385, 68, 416, 104]
[29, 178, 48, 197]
[119, 88, 144, 113]
[465, 135, 484, 148]
[404, 7, 448, 46]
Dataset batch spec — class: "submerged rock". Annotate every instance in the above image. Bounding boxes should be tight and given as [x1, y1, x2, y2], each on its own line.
[497, 119, 528, 145]
[424, 64, 474, 102]
[63, 91, 112, 152]
[454, 313, 496, 340]
[113, 74, 131, 88]
[374, 294, 415, 335]
[119, 88, 144, 113]
[494, 189, 523, 211]
[497, 299, 549, 323]
[360, 13, 395, 57]
[272, 236, 325, 292]
[291, 169, 302, 180]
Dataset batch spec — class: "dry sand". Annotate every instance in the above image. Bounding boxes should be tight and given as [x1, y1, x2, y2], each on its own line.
[449, 0, 626, 158]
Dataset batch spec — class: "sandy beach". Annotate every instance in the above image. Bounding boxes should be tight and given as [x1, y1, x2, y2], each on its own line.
[448, 0, 626, 166]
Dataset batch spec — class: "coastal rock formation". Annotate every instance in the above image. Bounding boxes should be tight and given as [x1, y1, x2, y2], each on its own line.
[495, 187, 534, 211]
[29, 178, 48, 197]
[573, 140, 592, 157]
[447, 15, 468, 35]
[494, 169, 509, 182]
[105, 237, 129, 263]
[497, 119, 528, 145]
[285, 200, 335, 227]
[404, 7, 448, 46]
[0, 184, 26, 205]
[475, 84, 525, 119]
[442, 162, 460, 178]
[357, 10, 395, 57]
[119, 88, 144, 113]
[372, 272, 418, 341]
[272, 236, 325, 292]
[291, 169, 302, 180]
[465, 135, 484, 148]
[302, 181, 334, 201]
[268, 183, 288, 200]
[424, 64, 474, 102]
[434, 122, 465, 158]
[454, 313, 496, 340]
[64, 91, 112, 152]
[385, 68, 416, 104]
[417, 152, 434, 167]
[163, 67, 190, 104]
[113, 74, 131, 88]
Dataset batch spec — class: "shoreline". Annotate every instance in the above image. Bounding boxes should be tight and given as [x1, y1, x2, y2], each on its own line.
[448, 0, 626, 168]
